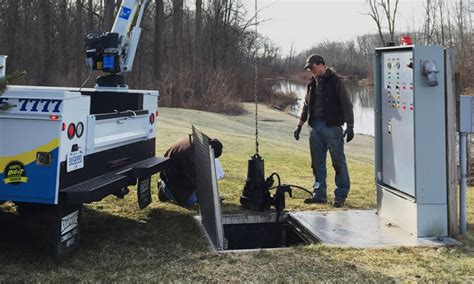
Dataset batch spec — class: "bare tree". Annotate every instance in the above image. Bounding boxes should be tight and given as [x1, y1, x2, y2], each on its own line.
[75, 0, 84, 85]
[5, 0, 19, 66]
[103, 0, 115, 31]
[438, 0, 446, 45]
[453, 0, 472, 87]
[365, 0, 386, 46]
[59, 0, 70, 75]
[87, 0, 94, 32]
[423, 0, 438, 44]
[194, 0, 203, 97]
[38, 0, 52, 85]
[379, 0, 400, 43]
[288, 41, 294, 73]
[172, 0, 183, 74]
[364, 0, 400, 46]
[152, 0, 164, 83]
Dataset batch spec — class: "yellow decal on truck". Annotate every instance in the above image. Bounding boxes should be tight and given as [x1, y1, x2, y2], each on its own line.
[0, 138, 59, 173]
[3, 160, 28, 184]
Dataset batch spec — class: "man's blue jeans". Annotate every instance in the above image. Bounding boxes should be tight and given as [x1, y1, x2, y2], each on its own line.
[309, 120, 350, 201]
[161, 181, 198, 206]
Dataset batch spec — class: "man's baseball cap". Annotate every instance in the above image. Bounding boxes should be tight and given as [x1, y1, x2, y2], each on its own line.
[303, 54, 325, 69]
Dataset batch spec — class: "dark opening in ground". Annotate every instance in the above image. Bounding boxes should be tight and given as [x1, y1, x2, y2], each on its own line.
[223, 221, 308, 250]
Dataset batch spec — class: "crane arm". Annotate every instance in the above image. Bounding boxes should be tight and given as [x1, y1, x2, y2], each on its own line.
[85, 0, 149, 86]
[112, 0, 149, 73]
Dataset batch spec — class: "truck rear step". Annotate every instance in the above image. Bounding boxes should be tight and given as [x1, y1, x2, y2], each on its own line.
[132, 156, 169, 179]
[61, 173, 128, 204]
[61, 156, 169, 204]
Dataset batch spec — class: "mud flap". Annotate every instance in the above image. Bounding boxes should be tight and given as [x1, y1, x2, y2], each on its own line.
[54, 205, 82, 257]
[16, 203, 82, 257]
[137, 177, 151, 209]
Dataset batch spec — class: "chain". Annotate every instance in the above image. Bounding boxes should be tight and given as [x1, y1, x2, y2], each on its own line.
[254, 0, 259, 155]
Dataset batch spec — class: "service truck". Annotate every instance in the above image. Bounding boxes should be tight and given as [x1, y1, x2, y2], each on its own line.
[0, 0, 168, 256]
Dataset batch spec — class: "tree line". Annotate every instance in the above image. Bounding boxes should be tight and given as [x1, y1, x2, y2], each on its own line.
[0, 0, 472, 114]
[283, 0, 473, 91]
[0, 0, 282, 113]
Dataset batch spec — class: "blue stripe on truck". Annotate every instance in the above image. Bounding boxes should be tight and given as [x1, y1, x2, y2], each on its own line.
[0, 148, 59, 204]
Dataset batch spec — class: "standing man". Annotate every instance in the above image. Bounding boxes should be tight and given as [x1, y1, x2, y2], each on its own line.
[294, 54, 354, 207]
[158, 135, 223, 207]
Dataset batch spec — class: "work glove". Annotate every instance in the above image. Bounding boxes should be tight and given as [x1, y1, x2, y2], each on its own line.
[294, 125, 302, 141]
[343, 126, 354, 143]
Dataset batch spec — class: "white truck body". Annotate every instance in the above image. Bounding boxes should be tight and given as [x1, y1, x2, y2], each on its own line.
[1, 85, 160, 205]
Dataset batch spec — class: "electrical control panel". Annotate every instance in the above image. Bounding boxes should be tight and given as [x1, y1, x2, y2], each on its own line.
[374, 45, 451, 237]
[381, 51, 415, 196]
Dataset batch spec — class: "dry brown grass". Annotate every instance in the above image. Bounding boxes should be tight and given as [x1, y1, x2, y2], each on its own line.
[0, 104, 472, 281]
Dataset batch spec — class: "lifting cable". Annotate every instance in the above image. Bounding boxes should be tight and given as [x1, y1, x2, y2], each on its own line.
[254, 0, 259, 155]
[241, 1, 311, 215]
[252, 0, 311, 198]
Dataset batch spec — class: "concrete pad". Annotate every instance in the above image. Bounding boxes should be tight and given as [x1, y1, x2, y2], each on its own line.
[289, 210, 460, 248]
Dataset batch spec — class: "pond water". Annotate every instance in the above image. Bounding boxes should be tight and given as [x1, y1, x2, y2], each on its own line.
[275, 80, 375, 136]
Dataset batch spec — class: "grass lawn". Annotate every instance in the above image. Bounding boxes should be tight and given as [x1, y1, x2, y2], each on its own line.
[0, 104, 472, 281]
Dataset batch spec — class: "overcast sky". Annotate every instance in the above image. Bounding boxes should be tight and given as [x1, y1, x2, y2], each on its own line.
[241, 0, 425, 54]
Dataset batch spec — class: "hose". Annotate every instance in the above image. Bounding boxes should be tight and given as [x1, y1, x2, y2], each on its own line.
[269, 183, 312, 197]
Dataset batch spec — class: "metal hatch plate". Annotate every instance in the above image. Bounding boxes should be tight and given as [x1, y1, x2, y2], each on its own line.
[192, 126, 224, 250]
[289, 210, 460, 248]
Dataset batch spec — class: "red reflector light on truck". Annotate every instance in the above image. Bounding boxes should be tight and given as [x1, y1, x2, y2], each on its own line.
[50, 115, 59, 120]
[67, 123, 76, 139]
[150, 113, 155, 124]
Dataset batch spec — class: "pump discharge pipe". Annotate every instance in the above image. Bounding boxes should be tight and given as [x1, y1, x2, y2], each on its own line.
[460, 132, 467, 234]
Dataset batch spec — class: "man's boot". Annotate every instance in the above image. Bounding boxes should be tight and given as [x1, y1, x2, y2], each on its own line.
[304, 194, 327, 204]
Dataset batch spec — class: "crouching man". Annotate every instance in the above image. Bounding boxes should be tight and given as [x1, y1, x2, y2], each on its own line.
[158, 135, 223, 207]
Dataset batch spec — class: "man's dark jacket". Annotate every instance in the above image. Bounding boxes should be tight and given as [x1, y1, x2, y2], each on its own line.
[299, 68, 354, 127]
[161, 135, 195, 206]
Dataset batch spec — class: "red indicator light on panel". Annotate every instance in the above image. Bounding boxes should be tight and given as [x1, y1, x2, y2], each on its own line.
[149, 113, 155, 124]
[67, 123, 76, 139]
[50, 115, 59, 120]
[410, 106, 414, 110]
[403, 106, 406, 110]
[410, 86, 413, 90]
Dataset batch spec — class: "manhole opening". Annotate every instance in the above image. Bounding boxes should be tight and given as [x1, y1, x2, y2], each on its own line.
[206, 213, 319, 251]
[224, 221, 306, 250]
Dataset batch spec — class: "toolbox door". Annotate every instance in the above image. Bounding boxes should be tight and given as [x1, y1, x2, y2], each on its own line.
[0, 117, 61, 204]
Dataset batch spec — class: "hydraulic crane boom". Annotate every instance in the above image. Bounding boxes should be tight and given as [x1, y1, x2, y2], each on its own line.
[111, 0, 148, 73]
[85, 0, 149, 87]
